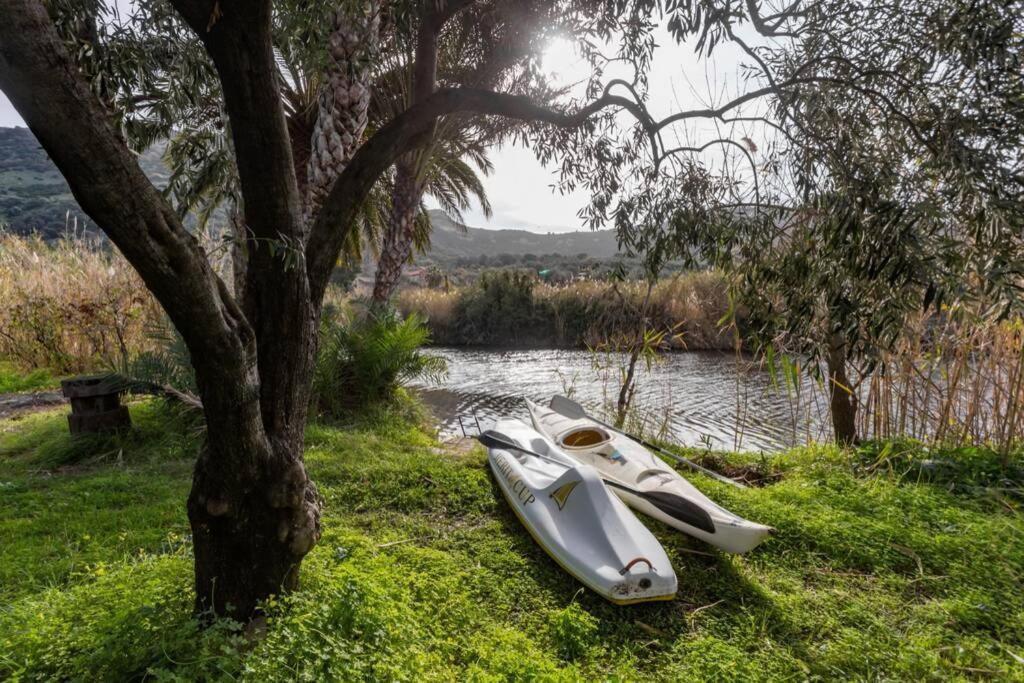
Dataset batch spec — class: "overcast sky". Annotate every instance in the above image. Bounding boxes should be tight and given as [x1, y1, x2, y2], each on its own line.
[0, 21, 757, 234]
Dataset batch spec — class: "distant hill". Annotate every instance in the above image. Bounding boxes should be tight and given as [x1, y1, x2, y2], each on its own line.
[0, 126, 622, 259]
[426, 210, 621, 262]
[0, 127, 168, 238]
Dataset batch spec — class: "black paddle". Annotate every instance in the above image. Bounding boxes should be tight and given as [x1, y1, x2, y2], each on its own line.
[478, 429, 716, 534]
[548, 395, 746, 489]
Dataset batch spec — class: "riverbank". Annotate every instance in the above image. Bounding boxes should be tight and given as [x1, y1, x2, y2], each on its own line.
[396, 270, 736, 350]
[2, 398, 1021, 680]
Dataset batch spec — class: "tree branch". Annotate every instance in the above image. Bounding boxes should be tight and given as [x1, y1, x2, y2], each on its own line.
[168, 0, 315, 440]
[168, 0, 302, 245]
[426, 0, 477, 33]
[745, 0, 802, 37]
[306, 86, 650, 298]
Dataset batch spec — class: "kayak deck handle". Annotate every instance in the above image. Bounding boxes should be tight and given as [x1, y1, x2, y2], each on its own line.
[620, 557, 655, 575]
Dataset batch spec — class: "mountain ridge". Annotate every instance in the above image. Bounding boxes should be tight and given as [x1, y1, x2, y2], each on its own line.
[0, 126, 622, 260]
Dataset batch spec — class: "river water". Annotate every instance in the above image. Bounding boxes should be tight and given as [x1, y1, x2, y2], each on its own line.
[410, 347, 833, 452]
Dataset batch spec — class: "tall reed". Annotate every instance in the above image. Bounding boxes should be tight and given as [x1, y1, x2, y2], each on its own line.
[0, 233, 164, 373]
[746, 310, 1024, 456]
[396, 270, 735, 350]
[851, 312, 1024, 458]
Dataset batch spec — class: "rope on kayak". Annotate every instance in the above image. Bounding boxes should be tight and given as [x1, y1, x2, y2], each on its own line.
[620, 557, 654, 575]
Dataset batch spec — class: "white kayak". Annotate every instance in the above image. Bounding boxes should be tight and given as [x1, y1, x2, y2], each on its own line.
[485, 417, 677, 604]
[526, 398, 773, 554]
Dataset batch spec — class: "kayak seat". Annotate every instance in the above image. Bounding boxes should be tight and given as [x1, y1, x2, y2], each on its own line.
[560, 427, 611, 449]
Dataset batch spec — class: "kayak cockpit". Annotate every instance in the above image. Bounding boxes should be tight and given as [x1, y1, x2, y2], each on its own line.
[560, 426, 612, 449]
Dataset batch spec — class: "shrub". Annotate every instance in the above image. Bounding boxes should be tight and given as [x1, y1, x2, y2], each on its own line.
[394, 287, 459, 341]
[451, 269, 553, 346]
[313, 310, 446, 417]
[396, 269, 736, 349]
[120, 323, 198, 397]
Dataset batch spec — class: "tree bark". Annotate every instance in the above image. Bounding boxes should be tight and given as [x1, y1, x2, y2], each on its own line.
[170, 0, 323, 616]
[372, 161, 422, 304]
[304, 3, 380, 224]
[187, 436, 320, 618]
[827, 334, 858, 445]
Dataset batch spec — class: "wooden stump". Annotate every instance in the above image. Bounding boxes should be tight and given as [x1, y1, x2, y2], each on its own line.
[61, 376, 131, 434]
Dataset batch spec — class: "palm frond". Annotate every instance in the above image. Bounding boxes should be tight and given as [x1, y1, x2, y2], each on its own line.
[313, 310, 446, 417]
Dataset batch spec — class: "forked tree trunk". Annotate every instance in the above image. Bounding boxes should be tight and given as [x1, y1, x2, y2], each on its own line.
[372, 161, 422, 305]
[827, 334, 858, 445]
[1, 0, 631, 623]
[185, 256, 323, 617]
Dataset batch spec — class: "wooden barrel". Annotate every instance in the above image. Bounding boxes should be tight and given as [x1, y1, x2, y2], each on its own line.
[60, 376, 131, 434]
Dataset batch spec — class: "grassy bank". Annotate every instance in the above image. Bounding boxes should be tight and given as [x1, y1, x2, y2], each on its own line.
[0, 362, 57, 394]
[2, 399, 1022, 680]
[396, 270, 735, 350]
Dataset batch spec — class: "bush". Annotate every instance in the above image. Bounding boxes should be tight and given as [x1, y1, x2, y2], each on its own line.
[120, 323, 198, 397]
[313, 310, 446, 417]
[451, 269, 553, 346]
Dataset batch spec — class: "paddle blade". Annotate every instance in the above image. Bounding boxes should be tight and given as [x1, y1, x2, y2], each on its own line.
[605, 481, 716, 534]
[550, 394, 587, 419]
[478, 430, 517, 452]
[643, 491, 717, 534]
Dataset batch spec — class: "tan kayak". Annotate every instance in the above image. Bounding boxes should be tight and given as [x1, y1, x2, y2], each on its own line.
[525, 398, 773, 553]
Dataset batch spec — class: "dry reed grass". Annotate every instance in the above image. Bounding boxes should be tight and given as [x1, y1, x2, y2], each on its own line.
[740, 310, 1024, 455]
[854, 312, 1024, 456]
[396, 270, 735, 349]
[0, 233, 164, 374]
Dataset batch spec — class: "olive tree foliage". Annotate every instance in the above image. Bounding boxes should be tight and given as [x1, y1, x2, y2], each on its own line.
[739, 0, 1024, 443]
[521, 0, 1023, 443]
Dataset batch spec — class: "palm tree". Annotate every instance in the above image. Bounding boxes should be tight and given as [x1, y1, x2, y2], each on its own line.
[151, 3, 384, 295]
[371, 118, 495, 304]
[301, 4, 381, 224]
[369, 14, 534, 305]
[129, 2, 529, 306]
[154, 2, 496, 301]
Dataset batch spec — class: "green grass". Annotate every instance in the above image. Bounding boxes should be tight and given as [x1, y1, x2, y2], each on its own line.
[1, 400, 1022, 681]
[0, 362, 58, 393]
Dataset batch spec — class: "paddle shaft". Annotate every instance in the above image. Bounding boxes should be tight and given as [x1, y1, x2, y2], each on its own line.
[548, 395, 746, 489]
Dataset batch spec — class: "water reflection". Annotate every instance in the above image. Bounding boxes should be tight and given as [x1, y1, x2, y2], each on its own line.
[410, 347, 832, 452]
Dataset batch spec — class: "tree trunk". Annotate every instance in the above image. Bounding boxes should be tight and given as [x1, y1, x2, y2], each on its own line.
[187, 435, 320, 618]
[304, 4, 380, 224]
[228, 206, 248, 299]
[827, 334, 858, 445]
[373, 162, 422, 305]
[614, 280, 654, 427]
